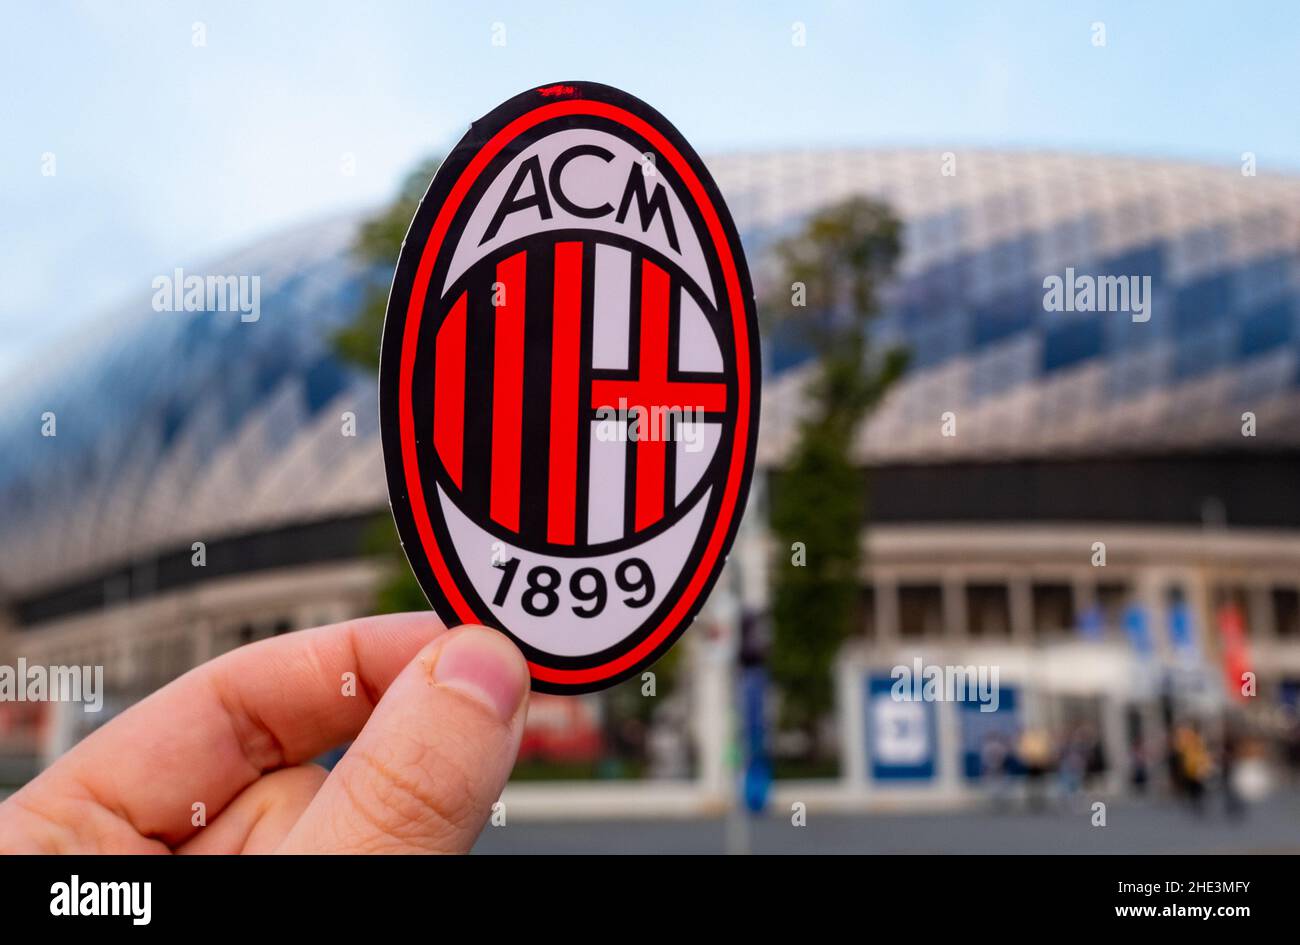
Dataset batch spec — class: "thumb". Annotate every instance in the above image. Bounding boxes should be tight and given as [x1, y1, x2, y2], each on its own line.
[277, 624, 529, 854]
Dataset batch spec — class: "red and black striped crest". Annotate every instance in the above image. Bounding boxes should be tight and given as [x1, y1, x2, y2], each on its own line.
[380, 82, 760, 694]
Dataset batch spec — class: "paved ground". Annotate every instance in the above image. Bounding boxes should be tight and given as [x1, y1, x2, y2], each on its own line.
[473, 792, 1300, 854]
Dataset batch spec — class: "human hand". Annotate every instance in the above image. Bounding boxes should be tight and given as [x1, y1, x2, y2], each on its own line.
[0, 615, 529, 854]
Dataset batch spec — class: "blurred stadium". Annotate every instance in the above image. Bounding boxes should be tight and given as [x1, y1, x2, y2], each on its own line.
[3, 149, 1300, 831]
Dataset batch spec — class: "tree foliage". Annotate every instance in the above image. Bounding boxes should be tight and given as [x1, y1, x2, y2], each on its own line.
[765, 196, 906, 739]
[335, 156, 443, 611]
[332, 155, 444, 372]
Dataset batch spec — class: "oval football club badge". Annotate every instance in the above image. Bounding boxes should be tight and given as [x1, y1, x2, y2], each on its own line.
[379, 82, 760, 693]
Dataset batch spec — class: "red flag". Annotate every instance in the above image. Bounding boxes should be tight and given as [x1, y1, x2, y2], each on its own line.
[1218, 603, 1251, 701]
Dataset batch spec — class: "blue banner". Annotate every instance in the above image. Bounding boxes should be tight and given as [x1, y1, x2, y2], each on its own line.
[1123, 603, 1153, 656]
[866, 675, 937, 781]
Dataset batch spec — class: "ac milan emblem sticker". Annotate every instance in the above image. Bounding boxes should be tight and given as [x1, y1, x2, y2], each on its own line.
[379, 82, 760, 694]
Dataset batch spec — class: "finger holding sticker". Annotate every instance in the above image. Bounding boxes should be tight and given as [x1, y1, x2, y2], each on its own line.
[380, 82, 760, 694]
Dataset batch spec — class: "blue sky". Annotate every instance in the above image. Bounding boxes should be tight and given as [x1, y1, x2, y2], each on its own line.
[2, 1, 1298, 375]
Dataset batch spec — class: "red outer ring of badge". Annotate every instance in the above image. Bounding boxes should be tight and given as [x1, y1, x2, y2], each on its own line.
[383, 82, 758, 692]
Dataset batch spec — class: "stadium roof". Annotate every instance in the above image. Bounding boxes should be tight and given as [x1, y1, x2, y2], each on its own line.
[2, 150, 1298, 595]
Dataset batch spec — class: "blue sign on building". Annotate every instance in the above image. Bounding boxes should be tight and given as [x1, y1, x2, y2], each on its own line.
[866, 675, 937, 781]
[959, 685, 1020, 779]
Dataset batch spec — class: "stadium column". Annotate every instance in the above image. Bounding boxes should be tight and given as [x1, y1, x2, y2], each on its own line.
[691, 625, 732, 804]
[1101, 681, 1130, 794]
[1136, 569, 1172, 660]
[935, 698, 963, 800]
[1134, 569, 1173, 790]
[835, 650, 870, 800]
[936, 577, 973, 802]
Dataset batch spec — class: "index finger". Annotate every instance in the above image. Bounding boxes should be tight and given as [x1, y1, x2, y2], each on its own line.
[18, 612, 445, 847]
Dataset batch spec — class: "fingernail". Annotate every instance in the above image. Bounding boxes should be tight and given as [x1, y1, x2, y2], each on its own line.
[431, 626, 527, 721]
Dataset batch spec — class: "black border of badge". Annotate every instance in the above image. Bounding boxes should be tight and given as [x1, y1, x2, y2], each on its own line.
[378, 81, 761, 695]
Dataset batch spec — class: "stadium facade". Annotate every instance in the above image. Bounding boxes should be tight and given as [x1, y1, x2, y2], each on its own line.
[3, 150, 1299, 809]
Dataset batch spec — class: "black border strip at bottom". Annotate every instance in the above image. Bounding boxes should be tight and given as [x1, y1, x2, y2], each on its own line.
[0, 852, 1286, 931]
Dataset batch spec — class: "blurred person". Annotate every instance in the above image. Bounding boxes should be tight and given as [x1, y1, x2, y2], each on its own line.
[1166, 728, 1187, 801]
[1058, 722, 1107, 810]
[1129, 738, 1150, 794]
[1172, 721, 1213, 816]
[0, 614, 529, 853]
[1057, 725, 1087, 809]
[1220, 722, 1246, 820]
[1083, 723, 1107, 791]
[1231, 737, 1275, 805]
[980, 731, 1012, 810]
[1016, 726, 1054, 812]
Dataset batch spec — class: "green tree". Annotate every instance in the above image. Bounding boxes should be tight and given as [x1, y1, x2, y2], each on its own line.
[332, 155, 444, 372]
[334, 156, 444, 611]
[765, 196, 907, 749]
